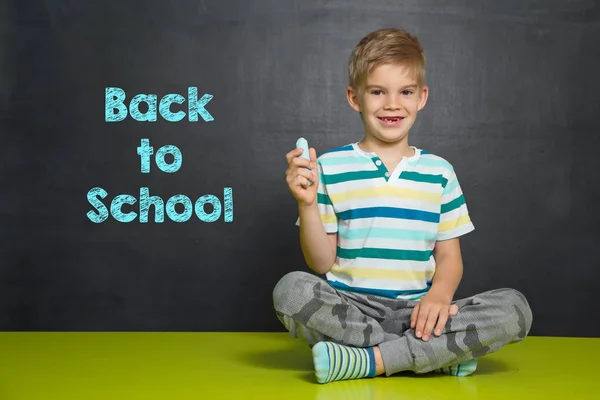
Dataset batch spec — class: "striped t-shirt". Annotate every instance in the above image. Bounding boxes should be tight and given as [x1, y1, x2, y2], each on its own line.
[296, 142, 475, 300]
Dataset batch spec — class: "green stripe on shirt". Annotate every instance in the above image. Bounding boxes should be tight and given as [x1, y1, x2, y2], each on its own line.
[441, 194, 465, 214]
[400, 171, 448, 186]
[338, 247, 432, 261]
[317, 193, 332, 205]
[324, 170, 382, 184]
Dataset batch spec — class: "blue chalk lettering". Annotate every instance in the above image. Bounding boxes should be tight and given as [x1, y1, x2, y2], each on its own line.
[110, 194, 137, 223]
[86, 187, 109, 223]
[139, 187, 165, 223]
[188, 87, 214, 122]
[224, 187, 233, 222]
[105, 87, 127, 122]
[130, 94, 158, 122]
[137, 138, 154, 173]
[105, 87, 213, 122]
[156, 145, 182, 173]
[195, 194, 221, 222]
[166, 195, 193, 222]
[159, 94, 186, 122]
[86, 187, 233, 223]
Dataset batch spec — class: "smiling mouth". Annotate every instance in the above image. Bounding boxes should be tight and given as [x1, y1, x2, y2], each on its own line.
[377, 116, 404, 125]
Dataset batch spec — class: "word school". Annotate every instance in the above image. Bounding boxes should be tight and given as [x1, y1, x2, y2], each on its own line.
[87, 187, 234, 224]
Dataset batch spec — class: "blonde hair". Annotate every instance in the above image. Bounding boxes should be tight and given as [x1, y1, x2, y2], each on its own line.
[348, 28, 426, 89]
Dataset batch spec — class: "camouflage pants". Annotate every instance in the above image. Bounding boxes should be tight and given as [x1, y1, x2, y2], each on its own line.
[272, 271, 533, 376]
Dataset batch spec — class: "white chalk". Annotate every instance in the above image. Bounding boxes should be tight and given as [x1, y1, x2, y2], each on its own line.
[296, 137, 313, 186]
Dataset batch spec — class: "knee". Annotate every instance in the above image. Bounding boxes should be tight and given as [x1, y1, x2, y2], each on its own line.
[496, 288, 533, 341]
[272, 271, 315, 313]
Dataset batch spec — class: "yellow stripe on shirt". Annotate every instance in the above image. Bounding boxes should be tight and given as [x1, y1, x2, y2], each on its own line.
[320, 213, 337, 225]
[438, 214, 471, 232]
[328, 185, 441, 205]
[330, 264, 435, 281]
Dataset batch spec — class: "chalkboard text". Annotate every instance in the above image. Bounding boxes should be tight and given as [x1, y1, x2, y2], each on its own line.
[88, 87, 231, 225]
[137, 138, 182, 173]
[105, 87, 214, 122]
[86, 187, 233, 223]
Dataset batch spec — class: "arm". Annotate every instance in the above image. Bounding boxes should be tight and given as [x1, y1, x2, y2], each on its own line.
[298, 202, 337, 275]
[428, 237, 463, 303]
[285, 144, 338, 275]
[411, 238, 463, 341]
[411, 164, 474, 341]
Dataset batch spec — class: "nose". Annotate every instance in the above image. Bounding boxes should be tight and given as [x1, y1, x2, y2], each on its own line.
[383, 94, 402, 110]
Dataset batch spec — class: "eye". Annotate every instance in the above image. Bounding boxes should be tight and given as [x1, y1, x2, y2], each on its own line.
[402, 90, 414, 96]
[370, 90, 384, 95]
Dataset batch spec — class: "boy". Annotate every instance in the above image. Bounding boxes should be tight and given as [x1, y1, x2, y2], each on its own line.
[273, 28, 532, 384]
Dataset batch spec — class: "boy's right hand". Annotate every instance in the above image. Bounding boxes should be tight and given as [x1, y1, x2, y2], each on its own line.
[285, 146, 319, 207]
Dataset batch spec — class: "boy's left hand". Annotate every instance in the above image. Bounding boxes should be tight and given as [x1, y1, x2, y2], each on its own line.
[410, 293, 459, 341]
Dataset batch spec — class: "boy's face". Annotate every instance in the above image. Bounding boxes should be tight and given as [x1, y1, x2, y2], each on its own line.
[346, 63, 428, 146]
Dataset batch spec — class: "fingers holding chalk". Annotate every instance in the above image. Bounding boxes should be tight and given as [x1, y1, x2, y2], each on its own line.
[296, 137, 313, 186]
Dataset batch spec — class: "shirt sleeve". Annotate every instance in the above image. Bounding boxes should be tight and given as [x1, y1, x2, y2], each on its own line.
[295, 160, 338, 233]
[437, 167, 475, 241]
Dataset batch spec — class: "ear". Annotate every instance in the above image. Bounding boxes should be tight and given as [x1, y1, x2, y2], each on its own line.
[346, 85, 362, 113]
[417, 85, 429, 111]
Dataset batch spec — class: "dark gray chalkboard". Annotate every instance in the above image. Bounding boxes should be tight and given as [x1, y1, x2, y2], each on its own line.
[1, 0, 599, 336]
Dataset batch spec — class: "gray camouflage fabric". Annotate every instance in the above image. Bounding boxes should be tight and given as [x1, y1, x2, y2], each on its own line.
[273, 271, 533, 376]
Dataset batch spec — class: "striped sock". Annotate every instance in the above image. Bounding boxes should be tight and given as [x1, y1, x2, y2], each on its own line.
[436, 358, 478, 376]
[312, 342, 376, 384]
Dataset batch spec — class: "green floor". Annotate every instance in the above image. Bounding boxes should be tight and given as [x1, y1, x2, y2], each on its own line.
[0, 333, 597, 399]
